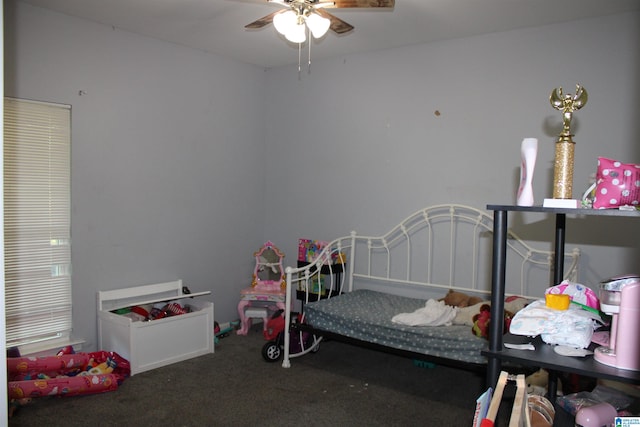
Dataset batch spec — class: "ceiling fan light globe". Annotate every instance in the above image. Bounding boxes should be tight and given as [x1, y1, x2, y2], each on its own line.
[306, 13, 330, 38]
[285, 23, 307, 43]
[273, 10, 297, 36]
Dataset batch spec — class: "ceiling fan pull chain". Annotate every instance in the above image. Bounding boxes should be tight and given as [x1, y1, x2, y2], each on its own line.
[298, 42, 302, 78]
[308, 27, 312, 73]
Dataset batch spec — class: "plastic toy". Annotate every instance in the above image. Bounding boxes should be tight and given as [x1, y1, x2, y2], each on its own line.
[214, 320, 240, 344]
[471, 304, 515, 340]
[237, 242, 287, 335]
[261, 310, 320, 362]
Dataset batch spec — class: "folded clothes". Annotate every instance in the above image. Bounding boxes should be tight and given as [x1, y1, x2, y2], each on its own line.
[509, 299, 602, 348]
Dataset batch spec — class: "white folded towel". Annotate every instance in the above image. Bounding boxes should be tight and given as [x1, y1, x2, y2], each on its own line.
[391, 299, 457, 326]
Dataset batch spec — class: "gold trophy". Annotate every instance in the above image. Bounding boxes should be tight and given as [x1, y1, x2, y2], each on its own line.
[549, 84, 588, 199]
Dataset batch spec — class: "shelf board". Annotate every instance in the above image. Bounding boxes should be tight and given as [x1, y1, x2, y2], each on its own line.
[487, 204, 640, 217]
[482, 334, 640, 385]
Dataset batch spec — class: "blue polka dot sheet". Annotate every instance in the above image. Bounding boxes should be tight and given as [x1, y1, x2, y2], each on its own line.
[304, 289, 487, 364]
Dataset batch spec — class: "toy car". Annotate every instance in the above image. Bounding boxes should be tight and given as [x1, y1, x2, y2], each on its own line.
[261, 310, 320, 362]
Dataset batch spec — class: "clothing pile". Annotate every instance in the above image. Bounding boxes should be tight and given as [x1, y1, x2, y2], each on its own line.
[509, 281, 602, 348]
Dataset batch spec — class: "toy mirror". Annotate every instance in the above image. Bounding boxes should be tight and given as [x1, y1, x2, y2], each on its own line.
[252, 241, 285, 289]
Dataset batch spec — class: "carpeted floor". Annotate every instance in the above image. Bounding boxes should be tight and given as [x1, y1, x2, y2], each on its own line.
[9, 323, 499, 426]
[7, 322, 603, 426]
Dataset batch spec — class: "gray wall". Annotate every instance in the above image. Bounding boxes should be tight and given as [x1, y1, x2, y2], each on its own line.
[5, 1, 640, 351]
[264, 12, 640, 288]
[5, 1, 269, 350]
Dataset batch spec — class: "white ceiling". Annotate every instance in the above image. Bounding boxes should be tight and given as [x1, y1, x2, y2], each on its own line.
[19, 0, 640, 68]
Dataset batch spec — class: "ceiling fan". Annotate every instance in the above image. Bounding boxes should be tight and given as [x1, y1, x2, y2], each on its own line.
[245, 0, 395, 42]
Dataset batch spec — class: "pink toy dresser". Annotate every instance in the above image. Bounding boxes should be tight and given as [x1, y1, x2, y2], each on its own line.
[237, 242, 286, 335]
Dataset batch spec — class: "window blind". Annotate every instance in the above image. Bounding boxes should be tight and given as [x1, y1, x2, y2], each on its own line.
[3, 97, 72, 348]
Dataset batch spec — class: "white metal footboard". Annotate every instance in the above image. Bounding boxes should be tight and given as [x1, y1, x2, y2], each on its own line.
[282, 204, 580, 368]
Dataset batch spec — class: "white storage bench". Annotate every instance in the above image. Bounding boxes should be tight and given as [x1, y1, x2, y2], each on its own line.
[97, 280, 214, 375]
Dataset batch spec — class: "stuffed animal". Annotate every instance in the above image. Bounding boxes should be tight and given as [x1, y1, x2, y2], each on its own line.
[526, 369, 562, 396]
[471, 304, 492, 338]
[454, 302, 488, 326]
[504, 295, 530, 313]
[471, 304, 515, 339]
[439, 290, 484, 308]
[453, 296, 530, 326]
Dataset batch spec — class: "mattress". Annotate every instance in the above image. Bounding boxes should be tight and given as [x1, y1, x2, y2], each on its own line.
[303, 289, 487, 364]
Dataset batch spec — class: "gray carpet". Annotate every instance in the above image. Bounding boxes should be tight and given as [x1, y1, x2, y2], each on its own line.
[7, 324, 523, 426]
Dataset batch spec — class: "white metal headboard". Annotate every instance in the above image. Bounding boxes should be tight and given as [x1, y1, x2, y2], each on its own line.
[287, 204, 579, 302]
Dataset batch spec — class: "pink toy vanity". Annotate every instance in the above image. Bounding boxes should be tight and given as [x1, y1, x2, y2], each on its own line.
[237, 242, 287, 335]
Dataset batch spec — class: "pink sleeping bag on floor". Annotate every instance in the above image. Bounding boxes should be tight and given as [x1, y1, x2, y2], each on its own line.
[7, 350, 130, 399]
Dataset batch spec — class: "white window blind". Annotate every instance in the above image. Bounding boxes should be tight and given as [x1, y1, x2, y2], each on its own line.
[4, 97, 72, 348]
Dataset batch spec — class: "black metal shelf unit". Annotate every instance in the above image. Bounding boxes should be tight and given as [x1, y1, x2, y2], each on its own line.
[483, 205, 640, 398]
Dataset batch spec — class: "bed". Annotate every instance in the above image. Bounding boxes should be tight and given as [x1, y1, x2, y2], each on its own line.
[281, 204, 580, 371]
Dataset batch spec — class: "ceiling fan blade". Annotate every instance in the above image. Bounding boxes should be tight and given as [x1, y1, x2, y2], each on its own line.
[329, 0, 394, 8]
[245, 9, 284, 30]
[315, 9, 354, 34]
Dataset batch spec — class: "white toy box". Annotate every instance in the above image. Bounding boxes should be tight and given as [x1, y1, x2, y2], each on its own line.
[97, 280, 214, 375]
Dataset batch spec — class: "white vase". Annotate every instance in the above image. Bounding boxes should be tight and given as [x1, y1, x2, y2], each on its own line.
[516, 138, 538, 206]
